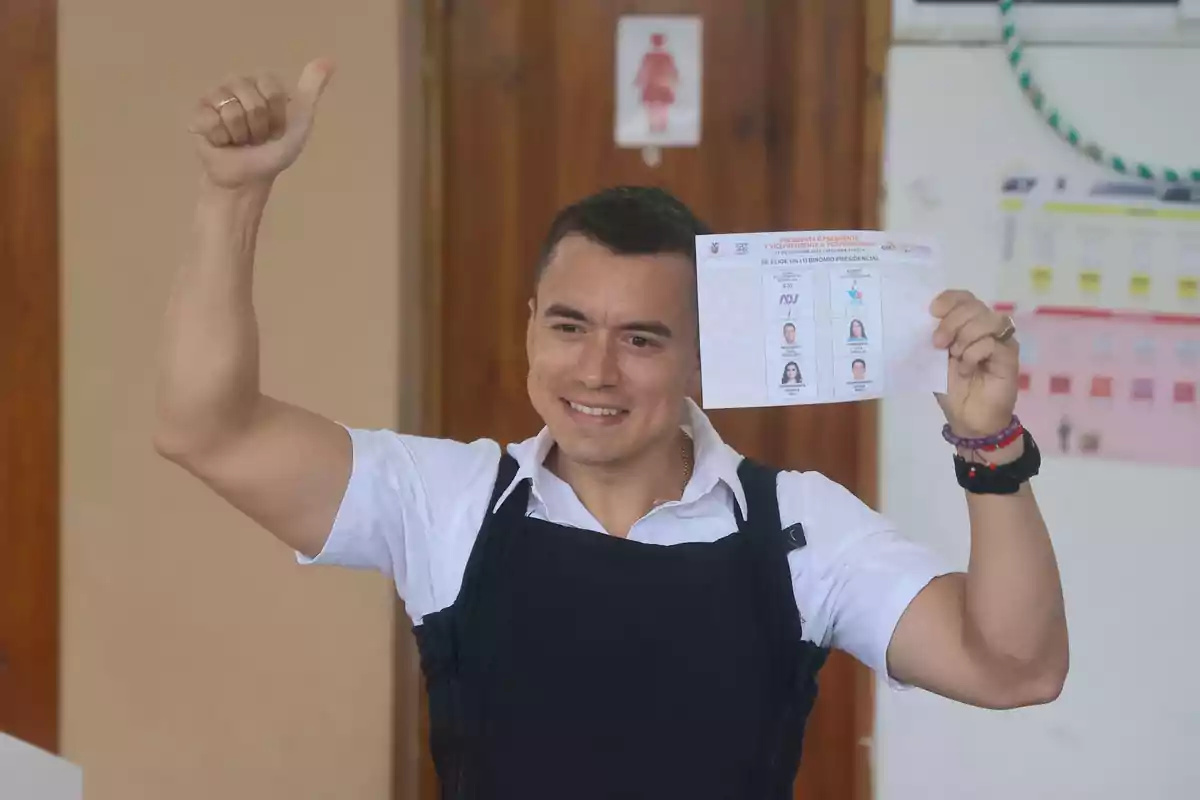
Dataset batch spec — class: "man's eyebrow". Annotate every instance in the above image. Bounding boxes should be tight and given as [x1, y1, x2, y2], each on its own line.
[543, 303, 589, 322]
[620, 320, 673, 339]
[543, 303, 673, 339]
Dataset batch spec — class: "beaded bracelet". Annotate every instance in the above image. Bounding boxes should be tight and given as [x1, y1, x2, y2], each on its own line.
[942, 416, 1023, 451]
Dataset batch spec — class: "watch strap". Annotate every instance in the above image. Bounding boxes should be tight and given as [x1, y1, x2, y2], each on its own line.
[953, 428, 1041, 495]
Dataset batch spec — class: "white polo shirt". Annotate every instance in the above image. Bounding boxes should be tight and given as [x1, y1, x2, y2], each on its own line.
[299, 399, 953, 685]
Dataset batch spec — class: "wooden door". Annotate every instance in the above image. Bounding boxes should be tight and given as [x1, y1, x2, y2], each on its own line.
[410, 0, 888, 797]
[0, 0, 60, 752]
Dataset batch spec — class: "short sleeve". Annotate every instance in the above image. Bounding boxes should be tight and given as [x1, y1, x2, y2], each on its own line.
[780, 471, 955, 687]
[296, 426, 501, 617]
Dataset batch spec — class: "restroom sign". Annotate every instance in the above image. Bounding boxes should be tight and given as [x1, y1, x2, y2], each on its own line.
[615, 15, 702, 148]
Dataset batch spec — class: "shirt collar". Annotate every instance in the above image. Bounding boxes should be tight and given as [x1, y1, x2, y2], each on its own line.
[494, 398, 748, 518]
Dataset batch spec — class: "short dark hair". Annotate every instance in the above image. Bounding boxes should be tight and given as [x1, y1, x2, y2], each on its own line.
[534, 186, 711, 284]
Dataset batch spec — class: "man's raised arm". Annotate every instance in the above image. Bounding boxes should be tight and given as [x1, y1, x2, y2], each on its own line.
[153, 58, 349, 559]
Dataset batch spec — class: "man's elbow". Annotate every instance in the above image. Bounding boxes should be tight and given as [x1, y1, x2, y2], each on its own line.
[152, 413, 245, 467]
[152, 426, 211, 468]
[1018, 663, 1067, 707]
[152, 427, 187, 461]
[992, 651, 1069, 709]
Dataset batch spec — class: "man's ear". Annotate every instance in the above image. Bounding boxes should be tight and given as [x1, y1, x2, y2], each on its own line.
[526, 297, 537, 355]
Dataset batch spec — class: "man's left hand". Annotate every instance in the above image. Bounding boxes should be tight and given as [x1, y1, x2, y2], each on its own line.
[930, 290, 1019, 438]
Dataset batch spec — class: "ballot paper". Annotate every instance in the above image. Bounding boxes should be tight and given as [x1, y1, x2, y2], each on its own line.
[696, 230, 948, 409]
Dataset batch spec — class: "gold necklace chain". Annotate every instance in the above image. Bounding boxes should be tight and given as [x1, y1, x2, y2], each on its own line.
[650, 435, 694, 508]
[681, 434, 694, 491]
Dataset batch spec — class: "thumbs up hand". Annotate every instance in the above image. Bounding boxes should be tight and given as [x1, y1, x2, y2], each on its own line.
[189, 58, 335, 189]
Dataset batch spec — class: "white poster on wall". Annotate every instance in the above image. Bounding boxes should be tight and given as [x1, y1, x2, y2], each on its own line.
[614, 15, 702, 148]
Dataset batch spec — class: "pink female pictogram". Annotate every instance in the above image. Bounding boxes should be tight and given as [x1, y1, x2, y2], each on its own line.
[634, 32, 679, 134]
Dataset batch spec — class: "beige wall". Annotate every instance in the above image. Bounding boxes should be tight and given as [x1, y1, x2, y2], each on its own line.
[59, 1, 420, 797]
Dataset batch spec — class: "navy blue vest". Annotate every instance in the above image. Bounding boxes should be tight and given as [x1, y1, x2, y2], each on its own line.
[414, 453, 828, 799]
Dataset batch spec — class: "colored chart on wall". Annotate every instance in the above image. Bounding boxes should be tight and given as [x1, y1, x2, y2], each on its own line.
[997, 175, 1200, 466]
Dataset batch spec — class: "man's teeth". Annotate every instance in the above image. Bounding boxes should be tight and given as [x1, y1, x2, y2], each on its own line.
[569, 402, 622, 417]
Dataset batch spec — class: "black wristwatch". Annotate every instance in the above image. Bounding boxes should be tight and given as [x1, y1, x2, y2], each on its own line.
[953, 428, 1041, 495]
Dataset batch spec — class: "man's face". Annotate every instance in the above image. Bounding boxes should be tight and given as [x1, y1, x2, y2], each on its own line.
[784, 325, 796, 344]
[852, 361, 866, 380]
[526, 234, 699, 469]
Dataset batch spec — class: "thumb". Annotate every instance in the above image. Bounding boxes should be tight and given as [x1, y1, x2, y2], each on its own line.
[292, 57, 336, 113]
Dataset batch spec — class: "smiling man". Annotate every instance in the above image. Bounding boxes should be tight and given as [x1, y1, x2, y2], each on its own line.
[156, 60, 1068, 799]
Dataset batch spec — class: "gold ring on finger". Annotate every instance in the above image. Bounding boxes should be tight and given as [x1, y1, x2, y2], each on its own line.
[994, 314, 1017, 344]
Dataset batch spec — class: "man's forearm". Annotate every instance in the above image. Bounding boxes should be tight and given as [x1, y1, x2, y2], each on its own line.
[960, 439, 1068, 687]
[154, 176, 273, 456]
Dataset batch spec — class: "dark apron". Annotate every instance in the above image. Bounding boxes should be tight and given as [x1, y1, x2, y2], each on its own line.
[415, 452, 828, 800]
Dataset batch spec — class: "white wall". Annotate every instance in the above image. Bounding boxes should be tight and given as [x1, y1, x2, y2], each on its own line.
[878, 44, 1200, 798]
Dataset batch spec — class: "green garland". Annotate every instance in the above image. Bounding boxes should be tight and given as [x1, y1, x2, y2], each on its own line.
[999, 0, 1200, 183]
